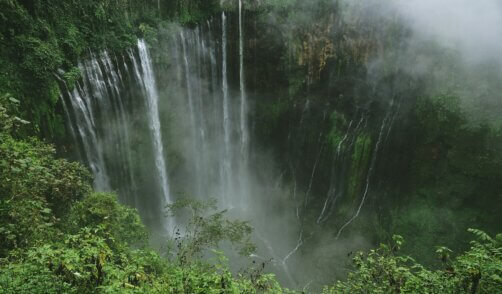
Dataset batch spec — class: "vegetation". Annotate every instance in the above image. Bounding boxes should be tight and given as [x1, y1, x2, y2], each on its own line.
[0, 0, 500, 292]
[326, 231, 502, 293]
[0, 0, 218, 140]
[1, 95, 501, 292]
[250, 0, 502, 271]
[347, 132, 372, 201]
[166, 198, 256, 265]
[0, 97, 286, 293]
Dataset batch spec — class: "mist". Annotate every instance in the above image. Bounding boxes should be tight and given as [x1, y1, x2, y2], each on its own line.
[2, 0, 501, 291]
[389, 0, 502, 67]
[247, 0, 502, 288]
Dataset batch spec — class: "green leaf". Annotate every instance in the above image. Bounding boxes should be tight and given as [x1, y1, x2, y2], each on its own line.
[8, 97, 20, 104]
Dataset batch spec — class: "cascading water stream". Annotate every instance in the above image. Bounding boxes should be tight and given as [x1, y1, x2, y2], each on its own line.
[207, 21, 220, 125]
[60, 14, 361, 288]
[304, 131, 325, 208]
[170, 19, 253, 210]
[59, 15, 374, 288]
[180, 32, 197, 147]
[67, 80, 110, 191]
[385, 98, 402, 143]
[221, 12, 233, 205]
[301, 112, 367, 226]
[100, 51, 137, 192]
[137, 39, 172, 228]
[169, 18, 303, 286]
[239, 0, 249, 164]
[316, 119, 354, 224]
[54, 7, 423, 289]
[254, 232, 297, 287]
[61, 40, 181, 231]
[180, 32, 203, 195]
[335, 111, 390, 239]
[195, 29, 209, 193]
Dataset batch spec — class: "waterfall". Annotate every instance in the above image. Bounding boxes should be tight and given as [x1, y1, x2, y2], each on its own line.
[169, 18, 250, 209]
[221, 12, 232, 205]
[254, 232, 297, 287]
[317, 113, 367, 224]
[61, 40, 177, 231]
[137, 40, 172, 222]
[239, 0, 249, 164]
[180, 32, 197, 145]
[100, 51, 137, 192]
[65, 78, 110, 191]
[316, 119, 354, 224]
[59, 17, 305, 287]
[78, 51, 139, 195]
[180, 31, 203, 195]
[195, 28, 209, 194]
[207, 21, 220, 124]
[385, 98, 402, 143]
[55, 10, 415, 289]
[336, 113, 389, 239]
[304, 132, 325, 208]
[64, 62, 110, 191]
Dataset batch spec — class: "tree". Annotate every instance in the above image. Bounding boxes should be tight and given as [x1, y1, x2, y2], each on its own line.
[166, 198, 256, 266]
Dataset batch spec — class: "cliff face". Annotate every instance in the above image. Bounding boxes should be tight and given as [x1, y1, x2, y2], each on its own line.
[2, 0, 501, 288]
[239, 0, 502, 266]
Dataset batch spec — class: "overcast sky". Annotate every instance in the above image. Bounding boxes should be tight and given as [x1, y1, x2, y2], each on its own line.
[389, 0, 502, 65]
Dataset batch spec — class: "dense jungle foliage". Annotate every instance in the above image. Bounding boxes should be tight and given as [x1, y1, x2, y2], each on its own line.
[0, 95, 286, 293]
[1, 94, 501, 293]
[0, 0, 501, 292]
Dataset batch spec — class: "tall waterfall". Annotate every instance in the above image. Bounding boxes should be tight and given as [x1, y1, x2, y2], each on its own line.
[239, 0, 249, 164]
[137, 39, 172, 226]
[180, 31, 201, 195]
[57, 7, 414, 290]
[60, 16, 304, 287]
[221, 12, 233, 205]
[60, 42, 173, 230]
[65, 81, 110, 191]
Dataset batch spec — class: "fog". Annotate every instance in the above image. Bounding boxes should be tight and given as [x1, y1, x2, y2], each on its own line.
[390, 0, 502, 66]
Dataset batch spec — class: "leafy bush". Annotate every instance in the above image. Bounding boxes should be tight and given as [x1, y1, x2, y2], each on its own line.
[0, 125, 92, 215]
[166, 198, 256, 265]
[326, 230, 502, 293]
[0, 96, 287, 293]
[66, 193, 148, 251]
[0, 93, 29, 133]
[0, 95, 92, 256]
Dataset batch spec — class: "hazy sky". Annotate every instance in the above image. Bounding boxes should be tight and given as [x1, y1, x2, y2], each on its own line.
[389, 0, 502, 65]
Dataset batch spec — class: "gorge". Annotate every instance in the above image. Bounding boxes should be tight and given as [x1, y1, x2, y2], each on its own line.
[1, 0, 501, 292]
